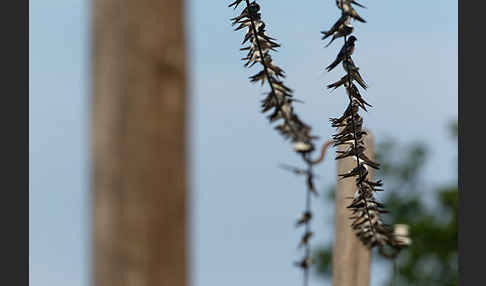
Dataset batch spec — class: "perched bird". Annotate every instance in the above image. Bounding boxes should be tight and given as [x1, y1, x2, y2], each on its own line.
[365, 179, 383, 187]
[351, 156, 379, 171]
[279, 164, 307, 175]
[339, 161, 369, 179]
[364, 179, 384, 192]
[332, 115, 363, 139]
[298, 231, 314, 248]
[230, 2, 260, 25]
[322, 15, 346, 40]
[249, 56, 285, 85]
[333, 127, 366, 143]
[268, 101, 293, 122]
[326, 35, 357, 72]
[228, 0, 244, 9]
[322, 16, 354, 47]
[294, 257, 312, 269]
[337, 0, 366, 9]
[306, 173, 319, 196]
[336, 0, 367, 23]
[358, 152, 380, 169]
[344, 81, 372, 110]
[335, 144, 366, 160]
[330, 103, 359, 128]
[294, 141, 313, 153]
[327, 74, 350, 90]
[394, 224, 412, 246]
[343, 57, 367, 89]
[296, 211, 312, 227]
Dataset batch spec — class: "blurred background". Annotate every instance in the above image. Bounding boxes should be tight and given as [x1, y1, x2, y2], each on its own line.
[29, 0, 457, 285]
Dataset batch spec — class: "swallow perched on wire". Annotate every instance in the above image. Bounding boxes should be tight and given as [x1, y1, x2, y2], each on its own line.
[330, 103, 359, 127]
[327, 74, 350, 90]
[298, 231, 314, 248]
[364, 179, 384, 192]
[358, 152, 380, 169]
[336, 0, 367, 23]
[294, 257, 312, 269]
[296, 211, 312, 227]
[344, 81, 372, 111]
[279, 164, 307, 175]
[339, 163, 368, 180]
[230, 1, 261, 25]
[249, 56, 285, 85]
[335, 144, 366, 160]
[343, 57, 367, 89]
[326, 35, 357, 72]
[322, 15, 354, 47]
[336, 0, 366, 9]
[306, 173, 319, 196]
[228, 0, 245, 9]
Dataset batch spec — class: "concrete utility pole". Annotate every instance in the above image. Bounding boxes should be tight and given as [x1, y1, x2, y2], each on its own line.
[92, 1, 187, 286]
[332, 132, 374, 286]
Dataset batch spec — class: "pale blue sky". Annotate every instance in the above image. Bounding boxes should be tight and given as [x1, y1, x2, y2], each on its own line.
[29, 1, 457, 286]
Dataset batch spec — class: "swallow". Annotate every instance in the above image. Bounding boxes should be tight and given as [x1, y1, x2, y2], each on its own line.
[365, 179, 383, 187]
[364, 179, 384, 192]
[296, 211, 312, 227]
[298, 231, 314, 248]
[339, 160, 369, 180]
[243, 43, 281, 68]
[230, 2, 261, 25]
[336, 0, 366, 9]
[249, 58, 285, 85]
[268, 101, 293, 122]
[343, 57, 367, 89]
[333, 138, 356, 147]
[294, 257, 312, 269]
[267, 58, 285, 77]
[352, 0, 366, 8]
[330, 103, 360, 127]
[322, 16, 354, 47]
[327, 74, 350, 90]
[345, 81, 372, 110]
[336, 0, 367, 23]
[335, 144, 366, 160]
[336, 129, 367, 143]
[333, 128, 363, 145]
[228, 0, 244, 9]
[342, 166, 368, 184]
[358, 152, 380, 169]
[322, 15, 347, 40]
[233, 18, 251, 31]
[241, 21, 260, 45]
[279, 164, 308, 176]
[261, 93, 301, 113]
[332, 116, 364, 139]
[351, 156, 379, 171]
[306, 173, 319, 196]
[393, 224, 412, 246]
[294, 141, 314, 153]
[272, 80, 293, 94]
[326, 35, 357, 72]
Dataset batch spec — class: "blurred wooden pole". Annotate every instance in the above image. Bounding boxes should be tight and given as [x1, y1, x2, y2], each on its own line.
[92, 1, 187, 286]
[332, 132, 374, 286]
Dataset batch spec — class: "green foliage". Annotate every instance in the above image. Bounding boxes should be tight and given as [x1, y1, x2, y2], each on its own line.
[315, 123, 458, 285]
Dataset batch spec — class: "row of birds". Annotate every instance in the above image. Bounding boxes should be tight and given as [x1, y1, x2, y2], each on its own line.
[292, 1, 368, 254]
[323, 0, 366, 46]
[324, 0, 368, 93]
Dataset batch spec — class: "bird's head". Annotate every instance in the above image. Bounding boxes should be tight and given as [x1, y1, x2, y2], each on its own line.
[348, 35, 357, 43]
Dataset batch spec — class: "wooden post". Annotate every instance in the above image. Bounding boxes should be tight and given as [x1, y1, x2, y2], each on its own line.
[332, 132, 374, 286]
[91, 1, 187, 286]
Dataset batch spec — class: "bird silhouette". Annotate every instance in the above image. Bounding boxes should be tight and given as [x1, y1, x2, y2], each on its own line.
[326, 35, 357, 72]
